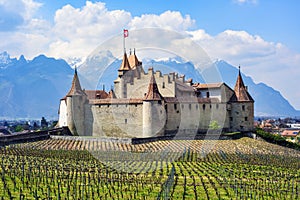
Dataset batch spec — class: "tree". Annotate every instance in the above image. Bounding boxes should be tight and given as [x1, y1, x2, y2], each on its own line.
[14, 125, 23, 132]
[209, 120, 221, 130]
[41, 117, 48, 129]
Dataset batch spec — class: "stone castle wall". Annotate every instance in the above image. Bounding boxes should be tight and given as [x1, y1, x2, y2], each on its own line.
[230, 102, 254, 132]
[90, 103, 144, 138]
[115, 69, 179, 99]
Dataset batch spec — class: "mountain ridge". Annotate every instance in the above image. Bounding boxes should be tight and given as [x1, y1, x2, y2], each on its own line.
[0, 51, 299, 118]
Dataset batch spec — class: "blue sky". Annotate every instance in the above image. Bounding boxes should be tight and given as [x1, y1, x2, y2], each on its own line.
[36, 0, 300, 52]
[0, 0, 300, 109]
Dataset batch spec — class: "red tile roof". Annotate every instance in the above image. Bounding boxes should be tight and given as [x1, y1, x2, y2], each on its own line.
[144, 74, 163, 101]
[84, 90, 108, 100]
[118, 52, 131, 71]
[128, 50, 142, 68]
[66, 68, 86, 96]
[193, 83, 223, 89]
[281, 129, 299, 137]
[234, 67, 254, 102]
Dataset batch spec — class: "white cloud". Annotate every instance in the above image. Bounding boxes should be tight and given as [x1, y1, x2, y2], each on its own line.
[129, 11, 195, 32]
[192, 30, 277, 63]
[49, 1, 132, 59]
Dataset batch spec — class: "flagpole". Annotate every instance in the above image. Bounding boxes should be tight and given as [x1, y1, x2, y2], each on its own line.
[123, 29, 125, 54]
[123, 29, 128, 54]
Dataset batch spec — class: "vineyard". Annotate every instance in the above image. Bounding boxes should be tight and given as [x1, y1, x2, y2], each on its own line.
[0, 137, 299, 199]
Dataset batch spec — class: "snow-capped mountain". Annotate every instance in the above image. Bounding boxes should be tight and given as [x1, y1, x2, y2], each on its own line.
[0, 51, 18, 68]
[66, 57, 85, 69]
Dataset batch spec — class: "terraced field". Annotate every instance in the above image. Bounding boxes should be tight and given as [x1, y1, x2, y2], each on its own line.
[0, 137, 299, 199]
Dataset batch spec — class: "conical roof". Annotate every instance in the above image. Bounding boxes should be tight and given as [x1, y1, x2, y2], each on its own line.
[234, 67, 254, 102]
[128, 49, 142, 68]
[66, 68, 86, 96]
[118, 52, 131, 71]
[144, 74, 162, 101]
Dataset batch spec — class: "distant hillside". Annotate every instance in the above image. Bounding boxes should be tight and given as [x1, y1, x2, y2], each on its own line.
[214, 60, 300, 117]
[0, 51, 299, 118]
[0, 52, 73, 119]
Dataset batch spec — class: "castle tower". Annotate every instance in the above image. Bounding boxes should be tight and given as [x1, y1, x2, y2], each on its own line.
[118, 52, 131, 98]
[143, 73, 166, 137]
[128, 49, 142, 67]
[234, 66, 253, 102]
[128, 48, 143, 78]
[231, 67, 254, 131]
[65, 68, 87, 135]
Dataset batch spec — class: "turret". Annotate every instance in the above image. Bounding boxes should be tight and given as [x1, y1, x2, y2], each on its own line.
[65, 68, 87, 135]
[128, 48, 142, 68]
[230, 66, 254, 132]
[118, 52, 131, 77]
[234, 66, 254, 102]
[117, 52, 131, 98]
[143, 74, 166, 137]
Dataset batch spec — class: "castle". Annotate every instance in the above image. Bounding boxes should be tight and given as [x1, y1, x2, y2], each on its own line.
[58, 50, 254, 138]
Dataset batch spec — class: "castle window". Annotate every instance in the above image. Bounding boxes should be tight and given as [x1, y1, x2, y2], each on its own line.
[162, 82, 165, 88]
[206, 92, 210, 98]
[209, 104, 212, 109]
[107, 105, 110, 107]
[242, 105, 245, 111]
[165, 104, 168, 111]
[189, 104, 191, 110]
[98, 105, 101, 108]
[125, 119, 127, 124]
[230, 117, 233, 121]
[202, 104, 206, 110]
[196, 104, 198, 109]
[216, 104, 219, 109]
[245, 117, 248, 121]
[135, 104, 137, 107]
[174, 104, 177, 110]
[181, 104, 184, 109]
[158, 100, 162, 105]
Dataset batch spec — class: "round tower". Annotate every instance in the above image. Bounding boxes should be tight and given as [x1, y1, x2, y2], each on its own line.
[231, 66, 254, 132]
[143, 73, 166, 137]
[65, 68, 87, 135]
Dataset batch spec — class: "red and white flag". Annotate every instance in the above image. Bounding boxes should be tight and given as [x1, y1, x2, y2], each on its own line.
[124, 29, 129, 38]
